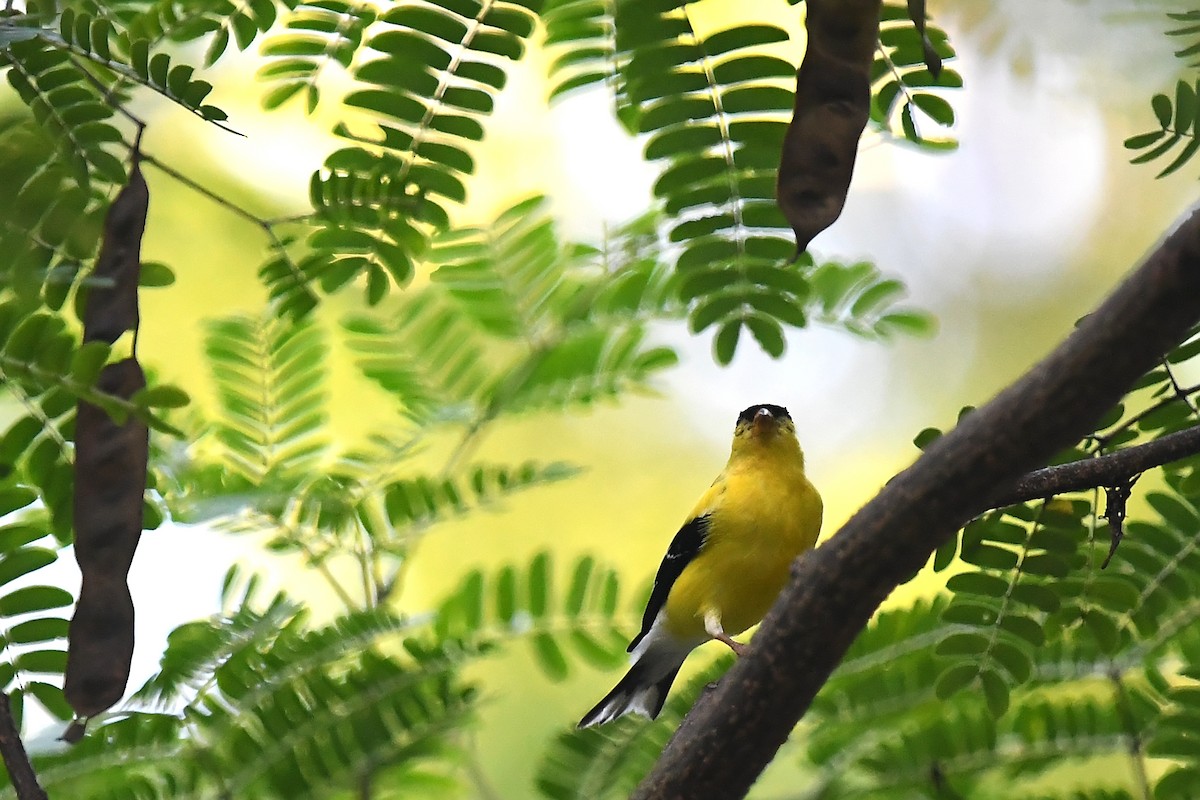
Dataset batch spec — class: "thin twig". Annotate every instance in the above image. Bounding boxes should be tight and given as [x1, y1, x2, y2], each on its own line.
[139, 153, 270, 231]
[441, 349, 548, 477]
[0, 693, 48, 800]
[68, 53, 148, 132]
[877, 43, 922, 140]
[355, 520, 375, 609]
[441, 411, 495, 477]
[291, 529, 357, 610]
[137, 153, 314, 295]
[1162, 358, 1200, 416]
[49, 30, 244, 136]
[357, 766, 373, 800]
[463, 732, 503, 800]
[1093, 381, 1200, 448]
[991, 423, 1200, 507]
[927, 761, 963, 800]
[312, 552, 360, 610]
[1109, 669, 1152, 800]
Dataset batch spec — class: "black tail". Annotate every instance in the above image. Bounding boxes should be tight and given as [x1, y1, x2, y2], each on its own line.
[578, 661, 682, 728]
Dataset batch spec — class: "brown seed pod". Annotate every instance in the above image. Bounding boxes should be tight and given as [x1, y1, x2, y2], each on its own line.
[65, 145, 151, 741]
[776, 0, 880, 256]
[66, 359, 146, 734]
[72, 359, 148, 576]
[82, 159, 147, 345]
[65, 358, 147, 733]
[906, 0, 943, 79]
[64, 576, 135, 721]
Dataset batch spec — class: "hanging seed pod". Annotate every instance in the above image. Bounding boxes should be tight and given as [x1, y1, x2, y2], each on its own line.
[906, 0, 943, 79]
[776, 0, 879, 256]
[64, 358, 147, 739]
[65, 152, 150, 740]
[82, 159, 147, 345]
[63, 580, 135, 732]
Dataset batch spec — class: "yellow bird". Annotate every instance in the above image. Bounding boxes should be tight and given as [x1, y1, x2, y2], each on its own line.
[579, 404, 823, 727]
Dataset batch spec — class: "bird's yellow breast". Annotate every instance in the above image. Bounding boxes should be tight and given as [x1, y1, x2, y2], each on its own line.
[664, 447, 822, 641]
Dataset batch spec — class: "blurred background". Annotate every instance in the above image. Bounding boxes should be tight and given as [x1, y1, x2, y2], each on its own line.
[4, 0, 1199, 794]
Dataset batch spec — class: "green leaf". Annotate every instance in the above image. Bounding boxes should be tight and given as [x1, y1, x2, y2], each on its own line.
[0, 488, 38, 517]
[1125, 130, 1167, 150]
[150, 52, 171, 92]
[386, 6, 468, 42]
[14, 649, 67, 674]
[530, 632, 569, 680]
[7, 617, 69, 645]
[26, 680, 72, 720]
[934, 662, 977, 699]
[962, 543, 1018, 571]
[988, 638, 1032, 683]
[528, 552, 551, 618]
[495, 566, 517, 625]
[139, 261, 176, 287]
[945, 571, 1008, 598]
[1156, 767, 1200, 800]
[135, 384, 191, 409]
[997, 614, 1044, 647]
[0, 548, 57, 589]
[1175, 79, 1196, 131]
[565, 557, 594, 617]
[745, 315, 784, 357]
[702, 24, 789, 56]
[978, 667, 1010, 717]
[935, 632, 989, 657]
[910, 92, 954, 125]
[713, 319, 741, 365]
[941, 601, 998, 626]
[1145, 81, 1172, 124]
[0, 586, 73, 616]
[913, 427, 941, 450]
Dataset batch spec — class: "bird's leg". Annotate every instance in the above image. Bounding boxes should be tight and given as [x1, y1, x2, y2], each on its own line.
[704, 610, 746, 657]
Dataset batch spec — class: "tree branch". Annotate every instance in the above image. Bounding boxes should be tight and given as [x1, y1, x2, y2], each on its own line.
[0, 694, 48, 800]
[632, 203, 1200, 800]
[991, 422, 1200, 507]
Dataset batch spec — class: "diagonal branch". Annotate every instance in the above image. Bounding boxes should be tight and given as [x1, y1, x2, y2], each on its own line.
[993, 422, 1200, 507]
[632, 201, 1200, 800]
[0, 694, 48, 800]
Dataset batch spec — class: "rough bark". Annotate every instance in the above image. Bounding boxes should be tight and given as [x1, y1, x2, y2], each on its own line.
[0, 694, 48, 800]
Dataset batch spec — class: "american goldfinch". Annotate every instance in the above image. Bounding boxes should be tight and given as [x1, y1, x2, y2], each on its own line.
[579, 404, 823, 727]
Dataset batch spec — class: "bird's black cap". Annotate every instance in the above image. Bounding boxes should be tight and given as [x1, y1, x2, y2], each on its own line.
[737, 404, 791, 424]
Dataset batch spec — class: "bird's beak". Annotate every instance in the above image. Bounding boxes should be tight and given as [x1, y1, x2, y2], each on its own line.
[753, 407, 775, 434]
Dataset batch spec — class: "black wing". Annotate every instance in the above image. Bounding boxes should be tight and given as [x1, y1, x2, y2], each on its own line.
[627, 514, 711, 652]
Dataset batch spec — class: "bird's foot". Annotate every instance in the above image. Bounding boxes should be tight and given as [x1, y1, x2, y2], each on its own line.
[715, 633, 746, 657]
[704, 611, 747, 656]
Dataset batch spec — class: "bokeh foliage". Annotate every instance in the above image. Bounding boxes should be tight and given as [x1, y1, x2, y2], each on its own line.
[1, 1, 1198, 799]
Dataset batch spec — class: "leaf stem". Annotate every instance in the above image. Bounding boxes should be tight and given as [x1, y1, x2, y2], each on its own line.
[463, 732, 503, 800]
[293, 533, 358, 610]
[1109, 669, 1152, 800]
[137, 153, 315, 299]
[1092, 380, 1200, 449]
[67, 53, 147, 133]
[1162, 358, 1200, 417]
[44, 31, 243, 135]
